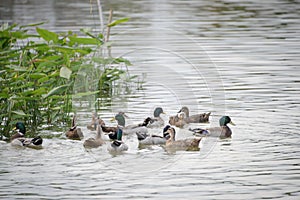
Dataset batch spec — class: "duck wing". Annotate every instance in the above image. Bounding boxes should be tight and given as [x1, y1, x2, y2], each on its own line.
[136, 132, 149, 141]
[186, 112, 211, 123]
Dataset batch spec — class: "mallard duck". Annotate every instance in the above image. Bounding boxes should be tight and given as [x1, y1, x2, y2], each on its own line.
[164, 126, 201, 151]
[65, 115, 83, 140]
[142, 107, 165, 128]
[86, 112, 105, 131]
[168, 112, 187, 128]
[10, 122, 43, 148]
[136, 125, 170, 145]
[101, 113, 136, 139]
[101, 125, 118, 137]
[178, 106, 211, 123]
[189, 116, 235, 138]
[112, 112, 148, 135]
[83, 124, 105, 148]
[107, 128, 128, 153]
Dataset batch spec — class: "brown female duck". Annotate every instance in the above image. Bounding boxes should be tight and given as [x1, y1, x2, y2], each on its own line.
[164, 126, 201, 151]
[168, 112, 187, 128]
[86, 112, 106, 131]
[178, 106, 210, 123]
[83, 124, 105, 148]
[65, 115, 83, 140]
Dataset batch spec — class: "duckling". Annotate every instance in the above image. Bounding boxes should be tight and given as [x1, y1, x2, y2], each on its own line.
[83, 124, 105, 148]
[136, 125, 170, 145]
[142, 107, 165, 128]
[112, 112, 148, 135]
[178, 106, 211, 123]
[65, 115, 83, 140]
[10, 122, 43, 148]
[164, 126, 201, 151]
[168, 112, 187, 128]
[86, 112, 105, 131]
[107, 129, 128, 153]
[189, 116, 235, 139]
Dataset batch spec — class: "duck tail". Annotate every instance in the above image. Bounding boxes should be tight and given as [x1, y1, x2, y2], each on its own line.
[139, 117, 152, 127]
[136, 132, 147, 140]
[189, 128, 209, 135]
[112, 140, 122, 147]
[31, 136, 43, 145]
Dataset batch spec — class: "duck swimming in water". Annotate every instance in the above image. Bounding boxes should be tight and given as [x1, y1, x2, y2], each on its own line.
[164, 126, 201, 151]
[112, 112, 148, 135]
[178, 106, 210, 123]
[141, 107, 165, 128]
[10, 122, 43, 148]
[136, 125, 170, 145]
[168, 112, 187, 128]
[83, 124, 105, 148]
[86, 112, 105, 131]
[189, 116, 235, 139]
[65, 115, 83, 140]
[107, 128, 128, 153]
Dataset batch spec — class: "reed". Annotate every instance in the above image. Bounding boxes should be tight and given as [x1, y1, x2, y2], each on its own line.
[0, 21, 132, 139]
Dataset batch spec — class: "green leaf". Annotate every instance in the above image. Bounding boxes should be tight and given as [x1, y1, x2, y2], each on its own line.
[107, 17, 130, 27]
[37, 76, 49, 84]
[60, 66, 72, 80]
[32, 87, 47, 95]
[72, 91, 99, 98]
[5, 65, 28, 72]
[36, 27, 59, 43]
[114, 57, 132, 66]
[0, 92, 9, 98]
[20, 22, 45, 28]
[43, 84, 70, 99]
[29, 73, 46, 79]
[69, 36, 100, 45]
[12, 110, 27, 116]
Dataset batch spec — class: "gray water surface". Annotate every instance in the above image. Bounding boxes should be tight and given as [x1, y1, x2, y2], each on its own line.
[0, 0, 299, 199]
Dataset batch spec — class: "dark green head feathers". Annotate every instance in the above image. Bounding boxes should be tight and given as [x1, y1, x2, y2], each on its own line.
[219, 116, 235, 126]
[15, 122, 26, 135]
[154, 107, 164, 117]
[115, 113, 126, 126]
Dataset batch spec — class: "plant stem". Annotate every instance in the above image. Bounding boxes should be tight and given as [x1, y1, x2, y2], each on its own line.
[96, 0, 104, 33]
[105, 9, 113, 43]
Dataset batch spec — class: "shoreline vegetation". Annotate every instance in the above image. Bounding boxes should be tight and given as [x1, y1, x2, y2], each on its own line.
[0, 15, 134, 139]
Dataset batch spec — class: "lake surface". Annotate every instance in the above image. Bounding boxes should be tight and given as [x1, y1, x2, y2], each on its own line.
[0, 0, 300, 199]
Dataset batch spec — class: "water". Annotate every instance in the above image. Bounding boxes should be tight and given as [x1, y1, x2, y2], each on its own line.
[1, 0, 300, 199]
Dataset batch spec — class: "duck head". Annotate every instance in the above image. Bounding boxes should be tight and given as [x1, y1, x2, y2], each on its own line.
[154, 107, 164, 117]
[219, 116, 235, 126]
[93, 117, 105, 130]
[14, 122, 26, 135]
[177, 112, 186, 119]
[162, 125, 171, 139]
[164, 126, 176, 141]
[112, 113, 126, 126]
[178, 106, 189, 117]
[163, 125, 170, 133]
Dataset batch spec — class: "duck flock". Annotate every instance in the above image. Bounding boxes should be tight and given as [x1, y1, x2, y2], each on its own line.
[10, 106, 235, 153]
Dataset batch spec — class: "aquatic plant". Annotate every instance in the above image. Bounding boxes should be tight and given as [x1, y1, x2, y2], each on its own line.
[0, 22, 132, 139]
